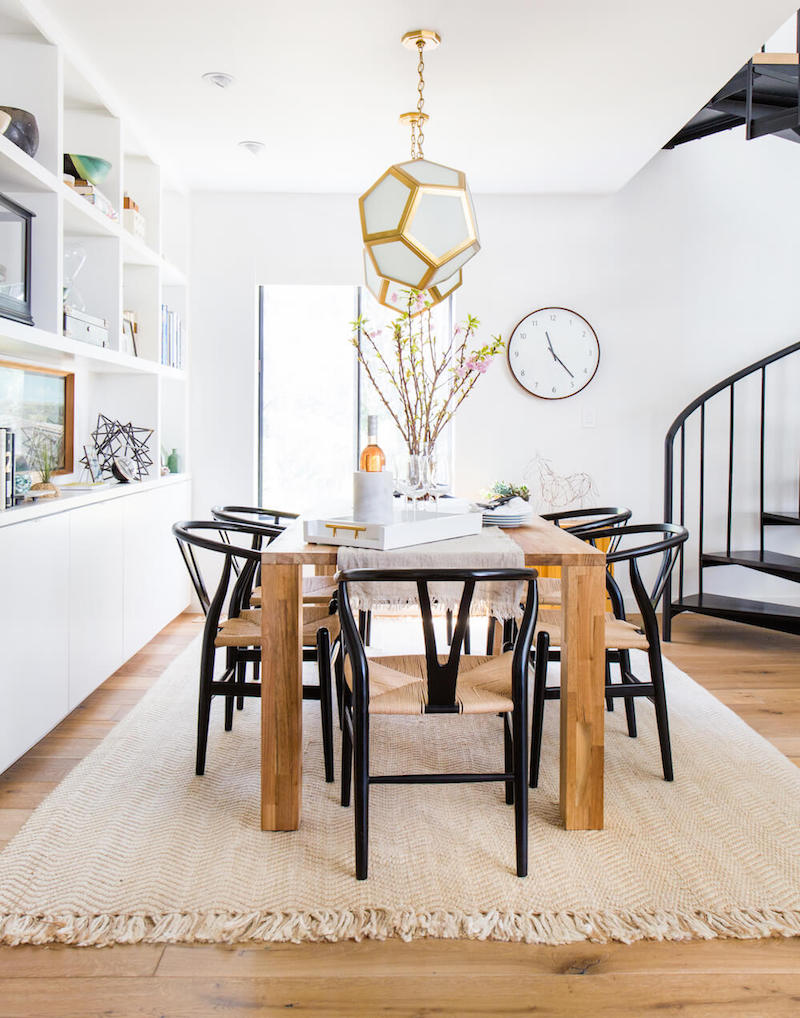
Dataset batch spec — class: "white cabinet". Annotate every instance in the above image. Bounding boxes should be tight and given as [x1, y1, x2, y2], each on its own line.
[123, 481, 190, 658]
[0, 514, 70, 774]
[68, 499, 125, 710]
[0, 479, 191, 774]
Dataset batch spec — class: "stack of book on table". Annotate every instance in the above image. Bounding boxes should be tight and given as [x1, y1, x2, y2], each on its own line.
[0, 427, 15, 510]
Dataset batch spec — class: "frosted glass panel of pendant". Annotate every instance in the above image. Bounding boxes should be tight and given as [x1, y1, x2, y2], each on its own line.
[363, 249, 460, 313]
[371, 239, 430, 287]
[360, 157, 480, 290]
[361, 172, 413, 235]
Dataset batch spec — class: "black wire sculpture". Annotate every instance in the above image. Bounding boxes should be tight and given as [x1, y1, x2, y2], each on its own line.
[80, 413, 154, 481]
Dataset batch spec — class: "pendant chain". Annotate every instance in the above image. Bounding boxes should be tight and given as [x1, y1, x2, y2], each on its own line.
[415, 40, 426, 159]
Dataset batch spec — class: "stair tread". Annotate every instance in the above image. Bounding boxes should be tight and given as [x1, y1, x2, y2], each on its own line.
[763, 511, 800, 526]
[702, 549, 800, 579]
[674, 593, 800, 618]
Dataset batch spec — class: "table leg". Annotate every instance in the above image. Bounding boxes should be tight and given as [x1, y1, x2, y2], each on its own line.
[560, 562, 605, 830]
[260, 561, 303, 831]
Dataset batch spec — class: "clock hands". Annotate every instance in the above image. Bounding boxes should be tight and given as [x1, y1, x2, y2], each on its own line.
[544, 331, 574, 379]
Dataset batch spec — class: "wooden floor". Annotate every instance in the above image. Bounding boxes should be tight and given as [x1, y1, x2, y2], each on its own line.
[0, 611, 799, 1016]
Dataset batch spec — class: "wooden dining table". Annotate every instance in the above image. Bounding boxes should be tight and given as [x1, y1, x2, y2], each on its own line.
[259, 515, 606, 832]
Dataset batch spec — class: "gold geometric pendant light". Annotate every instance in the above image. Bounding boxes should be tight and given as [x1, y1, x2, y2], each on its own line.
[359, 30, 480, 311]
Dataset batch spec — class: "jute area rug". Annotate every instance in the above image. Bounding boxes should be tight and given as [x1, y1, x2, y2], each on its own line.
[1, 632, 799, 947]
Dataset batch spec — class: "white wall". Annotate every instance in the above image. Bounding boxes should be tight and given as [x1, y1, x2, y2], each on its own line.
[190, 128, 800, 604]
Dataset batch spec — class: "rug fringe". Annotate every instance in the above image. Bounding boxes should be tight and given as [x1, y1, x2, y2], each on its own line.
[2, 906, 800, 947]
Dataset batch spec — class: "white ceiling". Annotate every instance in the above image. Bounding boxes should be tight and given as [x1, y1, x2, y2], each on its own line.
[25, 0, 800, 192]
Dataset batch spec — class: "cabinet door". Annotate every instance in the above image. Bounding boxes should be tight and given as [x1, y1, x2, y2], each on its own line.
[68, 499, 125, 709]
[123, 481, 190, 658]
[0, 514, 70, 773]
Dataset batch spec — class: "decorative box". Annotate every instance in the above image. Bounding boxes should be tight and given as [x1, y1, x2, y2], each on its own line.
[123, 207, 146, 240]
[64, 306, 108, 347]
[304, 507, 482, 550]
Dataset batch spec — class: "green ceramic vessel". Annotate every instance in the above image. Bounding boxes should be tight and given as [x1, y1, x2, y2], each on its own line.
[64, 153, 112, 185]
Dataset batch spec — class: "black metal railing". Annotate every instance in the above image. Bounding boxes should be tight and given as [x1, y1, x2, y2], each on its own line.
[663, 340, 800, 639]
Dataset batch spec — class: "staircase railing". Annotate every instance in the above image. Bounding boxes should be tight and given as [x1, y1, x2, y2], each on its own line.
[663, 339, 800, 639]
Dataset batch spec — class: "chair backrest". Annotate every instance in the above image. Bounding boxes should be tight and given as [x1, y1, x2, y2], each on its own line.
[338, 567, 539, 713]
[173, 519, 282, 620]
[567, 522, 689, 645]
[211, 504, 299, 528]
[541, 506, 632, 550]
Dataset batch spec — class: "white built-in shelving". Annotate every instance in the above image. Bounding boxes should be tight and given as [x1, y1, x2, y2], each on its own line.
[0, 1, 192, 773]
[0, 0, 189, 491]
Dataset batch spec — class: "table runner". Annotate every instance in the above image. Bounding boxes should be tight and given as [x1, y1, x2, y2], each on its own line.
[336, 526, 526, 617]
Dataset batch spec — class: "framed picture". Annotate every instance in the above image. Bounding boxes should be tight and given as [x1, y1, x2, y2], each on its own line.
[82, 444, 102, 482]
[122, 317, 138, 357]
[122, 311, 138, 357]
[0, 192, 34, 326]
[0, 359, 74, 474]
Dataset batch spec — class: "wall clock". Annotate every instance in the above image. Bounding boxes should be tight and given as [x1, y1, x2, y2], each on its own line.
[507, 307, 600, 399]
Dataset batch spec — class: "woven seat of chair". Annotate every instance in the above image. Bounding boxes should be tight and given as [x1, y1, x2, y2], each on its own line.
[214, 606, 339, 648]
[344, 653, 516, 715]
[535, 608, 649, 650]
[537, 577, 562, 605]
[250, 575, 337, 608]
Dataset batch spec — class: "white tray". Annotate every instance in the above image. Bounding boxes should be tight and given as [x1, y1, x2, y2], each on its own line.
[304, 508, 482, 550]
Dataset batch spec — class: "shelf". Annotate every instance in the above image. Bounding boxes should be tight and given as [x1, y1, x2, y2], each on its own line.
[62, 184, 119, 238]
[0, 317, 168, 376]
[0, 473, 191, 529]
[0, 133, 59, 194]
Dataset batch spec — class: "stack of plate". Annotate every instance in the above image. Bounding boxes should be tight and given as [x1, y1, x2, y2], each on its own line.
[480, 497, 533, 529]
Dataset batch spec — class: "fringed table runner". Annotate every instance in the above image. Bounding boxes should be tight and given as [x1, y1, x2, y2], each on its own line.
[336, 526, 525, 617]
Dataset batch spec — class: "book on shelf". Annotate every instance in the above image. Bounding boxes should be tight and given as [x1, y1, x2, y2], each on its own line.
[160, 303, 184, 370]
[0, 428, 15, 510]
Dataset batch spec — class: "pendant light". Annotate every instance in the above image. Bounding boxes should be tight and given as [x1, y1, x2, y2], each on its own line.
[359, 30, 480, 309]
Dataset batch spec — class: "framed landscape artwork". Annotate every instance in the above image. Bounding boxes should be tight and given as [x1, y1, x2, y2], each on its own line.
[0, 359, 75, 475]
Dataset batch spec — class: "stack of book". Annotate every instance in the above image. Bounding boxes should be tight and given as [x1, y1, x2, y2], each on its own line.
[0, 427, 16, 510]
[65, 177, 118, 221]
[160, 304, 184, 369]
[123, 193, 146, 240]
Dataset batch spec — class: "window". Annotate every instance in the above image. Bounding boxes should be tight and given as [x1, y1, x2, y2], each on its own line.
[258, 285, 453, 511]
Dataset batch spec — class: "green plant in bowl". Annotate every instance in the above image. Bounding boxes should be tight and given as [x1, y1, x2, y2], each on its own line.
[64, 153, 112, 185]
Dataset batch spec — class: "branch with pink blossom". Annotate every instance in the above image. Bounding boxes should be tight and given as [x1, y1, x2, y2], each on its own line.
[350, 291, 503, 454]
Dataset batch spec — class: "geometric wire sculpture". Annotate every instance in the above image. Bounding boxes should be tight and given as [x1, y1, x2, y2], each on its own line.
[80, 412, 154, 480]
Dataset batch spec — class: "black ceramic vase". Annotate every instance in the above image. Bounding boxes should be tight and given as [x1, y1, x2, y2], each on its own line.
[0, 106, 39, 157]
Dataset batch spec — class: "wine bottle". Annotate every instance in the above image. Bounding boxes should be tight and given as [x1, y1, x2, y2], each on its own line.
[359, 414, 386, 472]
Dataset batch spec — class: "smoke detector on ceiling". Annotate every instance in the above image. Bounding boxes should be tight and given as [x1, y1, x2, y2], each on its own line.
[202, 71, 235, 89]
[238, 140, 265, 156]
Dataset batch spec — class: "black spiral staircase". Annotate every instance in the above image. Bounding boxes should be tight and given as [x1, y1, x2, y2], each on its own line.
[665, 12, 800, 150]
[663, 341, 800, 640]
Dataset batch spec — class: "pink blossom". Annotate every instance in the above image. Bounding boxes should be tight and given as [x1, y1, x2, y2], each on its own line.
[465, 358, 478, 371]
[473, 361, 488, 374]
[414, 294, 425, 309]
[454, 325, 462, 336]
[391, 291, 399, 302]
[454, 365, 468, 378]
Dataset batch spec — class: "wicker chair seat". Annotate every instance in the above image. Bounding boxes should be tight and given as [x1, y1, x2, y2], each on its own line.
[215, 605, 340, 648]
[344, 652, 517, 716]
[535, 608, 649, 650]
[250, 575, 336, 608]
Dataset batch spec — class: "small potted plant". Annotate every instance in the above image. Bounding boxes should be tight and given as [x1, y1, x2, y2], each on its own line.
[25, 426, 62, 498]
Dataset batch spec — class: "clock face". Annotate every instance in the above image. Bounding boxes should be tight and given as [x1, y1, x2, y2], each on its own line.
[507, 307, 600, 399]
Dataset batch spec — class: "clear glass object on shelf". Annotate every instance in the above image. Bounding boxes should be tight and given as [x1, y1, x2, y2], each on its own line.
[63, 243, 87, 311]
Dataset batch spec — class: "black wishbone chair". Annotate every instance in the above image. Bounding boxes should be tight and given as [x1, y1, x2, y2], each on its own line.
[211, 504, 339, 609]
[337, 566, 548, 881]
[534, 506, 632, 608]
[212, 503, 378, 646]
[530, 522, 689, 787]
[172, 520, 340, 780]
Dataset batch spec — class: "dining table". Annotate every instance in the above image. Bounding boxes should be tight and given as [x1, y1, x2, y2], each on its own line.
[259, 514, 606, 832]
